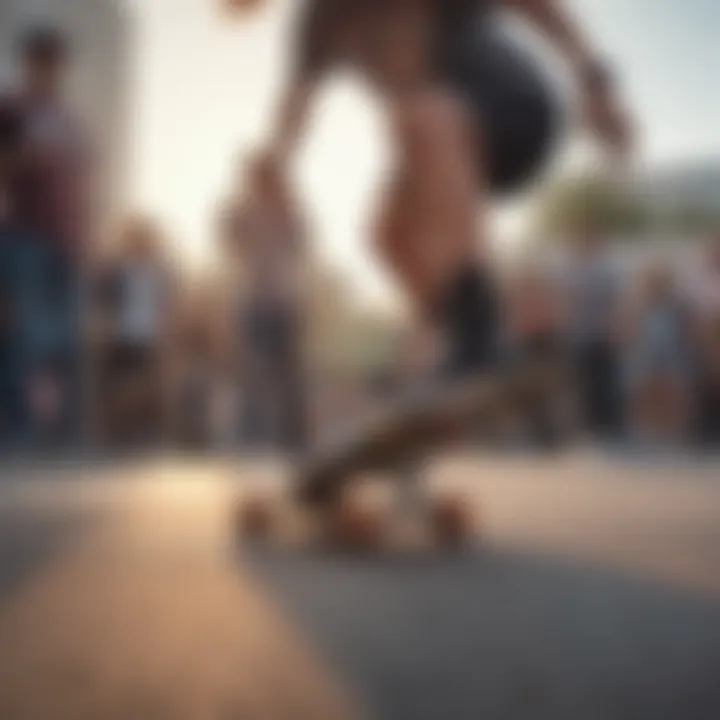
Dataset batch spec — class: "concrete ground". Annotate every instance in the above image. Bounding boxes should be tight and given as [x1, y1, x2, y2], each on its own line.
[0, 452, 719, 719]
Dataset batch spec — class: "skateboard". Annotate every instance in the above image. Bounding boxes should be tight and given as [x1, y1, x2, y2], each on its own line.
[235, 466, 475, 554]
[294, 361, 556, 506]
[235, 362, 556, 553]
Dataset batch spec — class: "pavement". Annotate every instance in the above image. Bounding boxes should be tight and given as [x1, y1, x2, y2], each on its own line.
[0, 452, 719, 719]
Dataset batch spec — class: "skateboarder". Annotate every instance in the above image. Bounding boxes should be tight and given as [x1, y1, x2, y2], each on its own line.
[236, 0, 632, 500]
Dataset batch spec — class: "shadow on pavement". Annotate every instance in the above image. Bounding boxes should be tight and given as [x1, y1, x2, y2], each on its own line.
[0, 508, 100, 599]
[241, 545, 720, 720]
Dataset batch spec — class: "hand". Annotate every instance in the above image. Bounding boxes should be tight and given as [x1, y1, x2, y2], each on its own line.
[246, 149, 283, 192]
[245, 148, 292, 212]
[222, 0, 267, 18]
[583, 84, 633, 160]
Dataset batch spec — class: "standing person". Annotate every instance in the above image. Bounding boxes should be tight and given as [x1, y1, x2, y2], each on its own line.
[508, 262, 567, 446]
[0, 27, 93, 445]
[172, 287, 227, 451]
[509, 263, 564, 369]
[560, 228, 623, 442]
[223, 154, 310, 452]
[0, 94, 28, 444]
[687, 234, 720, 447]
[96, 218, 175, 446]
[621, 262, 693, 445]
[230, 0, 631, 500]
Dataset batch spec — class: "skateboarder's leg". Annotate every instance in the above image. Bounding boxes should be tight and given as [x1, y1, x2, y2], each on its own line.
[436, 264, 501, 379]
[377, 91, 502, 380]
[295, 94, 497, 506]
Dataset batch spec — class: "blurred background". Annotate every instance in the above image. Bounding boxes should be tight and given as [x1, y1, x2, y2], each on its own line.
[0, 3, 719, 720]
[0, 0, 718, 456]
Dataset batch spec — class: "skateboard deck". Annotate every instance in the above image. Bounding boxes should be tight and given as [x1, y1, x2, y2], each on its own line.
[236, 361, 558, 553]
[294, 362, 555, 507]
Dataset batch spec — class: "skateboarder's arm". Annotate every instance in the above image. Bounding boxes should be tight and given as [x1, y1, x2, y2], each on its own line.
[503, 0, 632, 156]
[268, 79, 317, 166]
[501, 0, 606, 80]
[267, 0, 333, 166]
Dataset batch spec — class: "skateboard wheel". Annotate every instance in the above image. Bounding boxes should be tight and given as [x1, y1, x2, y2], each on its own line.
[236, 496, 273, 541]
[430, 495, 473, 549]
[329, 500, 383, 553]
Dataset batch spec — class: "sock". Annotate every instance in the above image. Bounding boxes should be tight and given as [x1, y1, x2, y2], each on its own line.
[438, 264, 500, 377]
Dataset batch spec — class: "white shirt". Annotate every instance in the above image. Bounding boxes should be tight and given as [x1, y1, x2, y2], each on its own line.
[117, 263, 167, 344]
[230, 196, 306, 307]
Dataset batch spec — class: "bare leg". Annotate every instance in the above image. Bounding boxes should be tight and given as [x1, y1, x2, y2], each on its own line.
[381, 88, 486, 311]
[295, 90, 502, 507]
[376, 89, 496, 516]
[376, 87, 499, 375]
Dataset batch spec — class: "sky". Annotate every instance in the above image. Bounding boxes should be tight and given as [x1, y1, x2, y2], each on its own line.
[128, 0, 720, 307]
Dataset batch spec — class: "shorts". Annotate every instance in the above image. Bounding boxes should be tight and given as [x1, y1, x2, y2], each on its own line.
[438, 24, 560, 194]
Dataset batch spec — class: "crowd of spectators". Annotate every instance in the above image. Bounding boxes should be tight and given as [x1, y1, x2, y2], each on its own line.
[506, 230, 720, 449]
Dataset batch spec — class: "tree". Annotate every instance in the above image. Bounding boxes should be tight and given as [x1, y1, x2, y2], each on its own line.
[664, 205, 720, 234]
[533, 175, 652, 239]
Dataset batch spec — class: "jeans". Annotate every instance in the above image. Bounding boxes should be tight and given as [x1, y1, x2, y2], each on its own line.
[574, 340, 623, 440]
[0, 229, 82, 444]
[696, 375, 720, 447]
[0, 228, 45, 441]
[35, 243, 82, 441]
[240, 303, 308, 452]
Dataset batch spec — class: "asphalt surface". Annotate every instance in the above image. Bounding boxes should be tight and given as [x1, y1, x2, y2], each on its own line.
[0, 453, 719, 720]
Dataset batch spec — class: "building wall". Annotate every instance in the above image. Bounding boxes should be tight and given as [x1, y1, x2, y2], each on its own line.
[0, 0, 134, 230]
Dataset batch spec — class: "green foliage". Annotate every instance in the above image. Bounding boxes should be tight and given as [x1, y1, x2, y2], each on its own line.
[534, 175, 652, 237]
[532, 171, 720, 244]
[662, 205, 720, 234]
